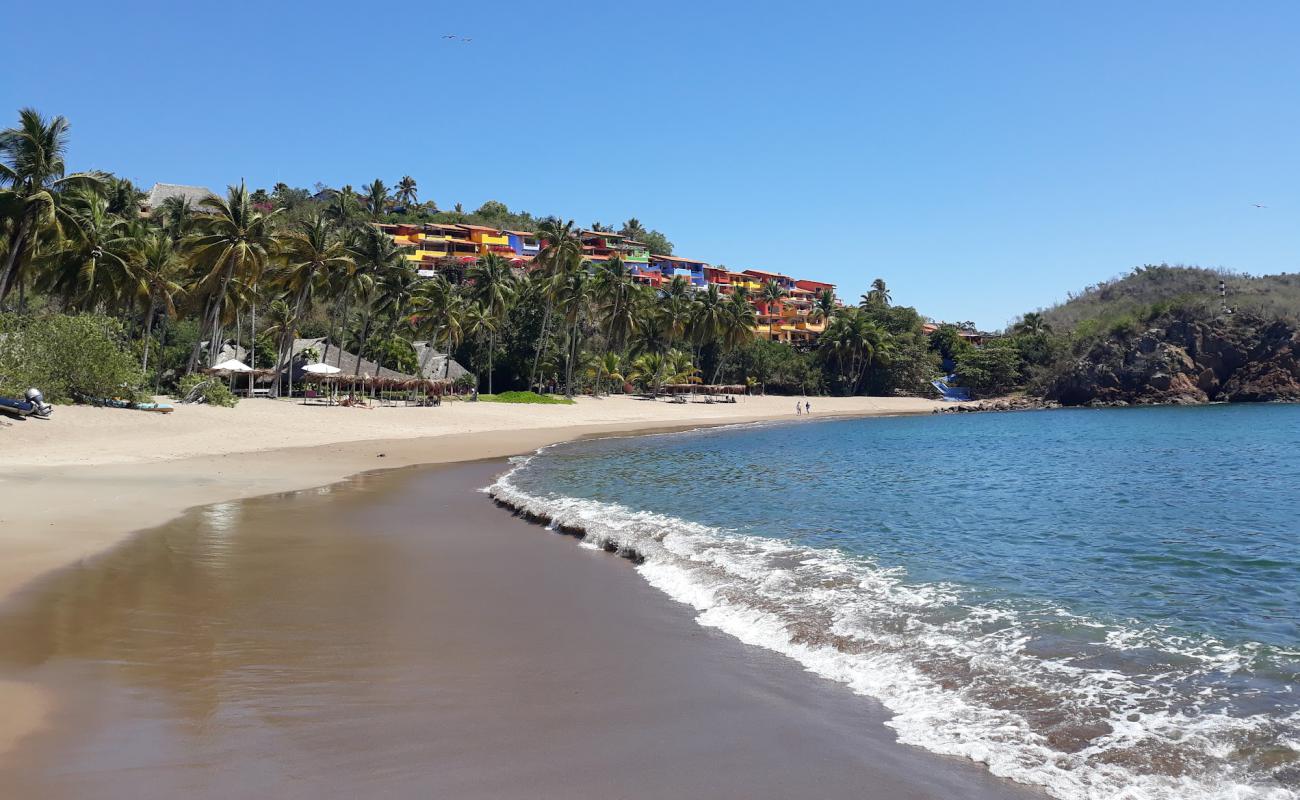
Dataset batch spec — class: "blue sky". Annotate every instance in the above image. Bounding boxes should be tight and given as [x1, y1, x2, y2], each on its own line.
[5, 1, 1298, 328]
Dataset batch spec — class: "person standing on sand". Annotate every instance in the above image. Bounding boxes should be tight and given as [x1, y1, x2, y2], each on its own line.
[795, 401, 802, 416]
[805, 401, 811, 414]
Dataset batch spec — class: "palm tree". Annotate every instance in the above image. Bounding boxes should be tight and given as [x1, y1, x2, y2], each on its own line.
[133, 232, 185, 377]
[461, 302, 497, 390]
[813, 288, 836, 322]
[40, 191, 136, 310]
[0, 108, 104, 304]
[714, 289, 757, 383]
[324, 185, 362, 228]
[262, 299, 298, 389]
[1014, 311, 1051, 336]
[760, 279, 788, 315]
[345, 226, 407, 376]
[590, 351, 625, 394]
[466, 253, 517, 394]
[395, 176, 418, 208]
[274, 214, 354, 391]
[528, 218, 582, 389]
[364, 179, 389, 220]
[691, 283, 727, 362]
[409, 274, 456, 377]
[860, 278, 891, 308]
[375, 261, 419, 377]
[820, 307, 891, 393]
[592, 255, 637, 394]
[183, 182, 282, 372]
[153, 194, 195, 242]
[553, 265, 592, 396]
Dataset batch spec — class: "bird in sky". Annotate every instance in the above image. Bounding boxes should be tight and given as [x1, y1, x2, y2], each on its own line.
[442, 34, 456, 39]
[461, 37, 473, 42]
[1252, 203, 1268, 208]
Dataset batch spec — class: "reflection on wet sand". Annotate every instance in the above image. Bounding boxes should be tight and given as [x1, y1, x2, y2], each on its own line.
[0, 462, 1043, 800]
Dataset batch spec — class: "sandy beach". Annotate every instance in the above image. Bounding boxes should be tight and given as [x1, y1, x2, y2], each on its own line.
[0, 456, 1042, 799]
[0, 394, 949, 772]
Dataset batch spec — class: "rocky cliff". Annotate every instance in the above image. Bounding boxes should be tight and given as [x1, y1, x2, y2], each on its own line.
[1047, 314, 1300, 406]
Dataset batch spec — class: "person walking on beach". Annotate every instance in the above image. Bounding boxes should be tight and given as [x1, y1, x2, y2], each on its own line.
[795, 401, 802, 416]
[805, 400, 811, 414]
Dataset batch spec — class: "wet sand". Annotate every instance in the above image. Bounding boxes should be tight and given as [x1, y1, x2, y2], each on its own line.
[0, 460, 1044, 799]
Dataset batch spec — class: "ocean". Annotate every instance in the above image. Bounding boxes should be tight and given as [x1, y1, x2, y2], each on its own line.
[491, 404, 1300, 800]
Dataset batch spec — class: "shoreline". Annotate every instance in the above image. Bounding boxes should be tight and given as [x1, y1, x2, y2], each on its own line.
[0, 457, 1045, 799]
[0, 394, 946, 758]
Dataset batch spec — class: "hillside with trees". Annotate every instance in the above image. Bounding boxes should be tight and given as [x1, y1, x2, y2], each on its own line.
[0, 107, 940, 405]
[956, 264, 1300, 406]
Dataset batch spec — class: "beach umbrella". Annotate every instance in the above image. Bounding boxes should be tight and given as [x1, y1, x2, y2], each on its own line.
[210, 359, 253, 374]
[303, 363, 342, 375]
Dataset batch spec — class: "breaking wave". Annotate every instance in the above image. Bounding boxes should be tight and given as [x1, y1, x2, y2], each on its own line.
[488, 452, 1300, 800]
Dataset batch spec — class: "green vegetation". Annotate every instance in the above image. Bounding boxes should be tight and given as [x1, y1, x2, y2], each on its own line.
[1, 107, 946, 402]
[0, 312, 145, 403]
[1036, 264, 1300, 332]
[478, 391, 574, 405]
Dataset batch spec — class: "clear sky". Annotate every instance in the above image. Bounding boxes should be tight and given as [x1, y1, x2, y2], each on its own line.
[5, 1, 1298, 328]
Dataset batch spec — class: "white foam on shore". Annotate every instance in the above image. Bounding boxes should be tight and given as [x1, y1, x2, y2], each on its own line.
[488, 455, 1299, 800]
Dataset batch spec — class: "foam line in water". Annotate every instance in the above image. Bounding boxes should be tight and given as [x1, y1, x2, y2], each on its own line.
[487, 454, 1299, 800]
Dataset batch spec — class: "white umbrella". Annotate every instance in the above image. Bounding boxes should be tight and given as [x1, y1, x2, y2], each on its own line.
[210, 358, 253, 373]
[302, 362, 341, 375]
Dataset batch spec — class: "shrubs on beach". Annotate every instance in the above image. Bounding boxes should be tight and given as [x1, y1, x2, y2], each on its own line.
[175, 373, 239, 407]
[479, 391, 574, 405]
[0, 313, 146, 403]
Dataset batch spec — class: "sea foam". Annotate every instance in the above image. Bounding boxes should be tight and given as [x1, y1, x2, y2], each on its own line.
[488, 452, 1300, 800]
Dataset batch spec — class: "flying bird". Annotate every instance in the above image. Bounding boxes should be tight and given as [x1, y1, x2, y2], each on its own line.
[461, 37, 473, 42]
[1252, 203, 1268, 208]
[442, 34, 456, 39]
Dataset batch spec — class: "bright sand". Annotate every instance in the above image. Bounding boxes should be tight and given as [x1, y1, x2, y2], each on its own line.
[0, 393, 996, 796]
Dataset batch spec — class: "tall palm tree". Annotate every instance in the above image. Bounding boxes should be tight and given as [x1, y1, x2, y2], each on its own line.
[820, 307, 891, 394]
[409, 274, 456, 377]
[395, 176, 418, 208]
[860, 278, 891, 308]
[40, 191, 136, 310]
[713, 289, 757, 383]
[760, 279, 788, 315]
[813, 288, 836, 322]
[184, 182, 282, 372]
[345, 226, 406, 376]
[554, 265, 592, 396]
[133, 232, 185, 376]
[466, 253, 517, 393]
[274, 214, 354, 391]
[691, 283, 727, 362]
[153, 194, 196, 242]
[0, 108, 104, 303]
[325, 185, 362, 229]
[375, 262, 419, 377]
[461, 302, 497, 390]
[1014, 311, 1051, 336]
[592, 255, 637, 394]
[528, 218, 582, 389]
[364, 179, 389, 220]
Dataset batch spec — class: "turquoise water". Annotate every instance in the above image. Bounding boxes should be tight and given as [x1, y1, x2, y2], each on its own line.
[494, 405, 1300, 800]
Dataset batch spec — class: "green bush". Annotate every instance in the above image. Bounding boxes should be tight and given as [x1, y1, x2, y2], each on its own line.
[175, 373, 239, 407]
[480, 391, 574, 405]
[955, 340, 1023, 398]
[0, 313, 146, 403]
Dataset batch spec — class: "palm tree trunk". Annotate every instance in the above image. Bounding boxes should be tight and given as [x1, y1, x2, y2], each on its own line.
[141, 297, 157, 373]
[529, 303, 552, 391]
[0, 218, 32, 305]
[487, 331, 495, 395]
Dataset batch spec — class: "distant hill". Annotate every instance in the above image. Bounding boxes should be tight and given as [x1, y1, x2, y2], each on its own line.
[1033, 265, 1300, 332]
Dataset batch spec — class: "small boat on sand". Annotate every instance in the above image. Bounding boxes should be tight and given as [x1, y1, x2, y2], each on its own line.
[0, 388, 54, 420]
